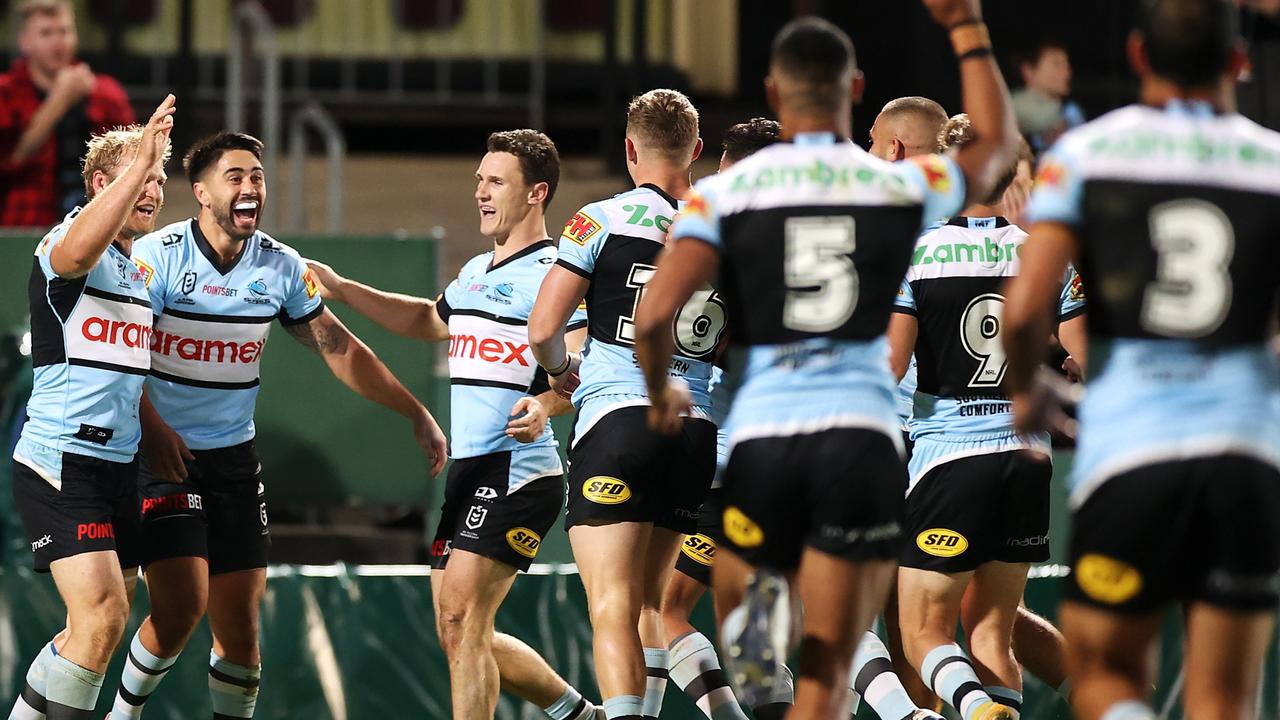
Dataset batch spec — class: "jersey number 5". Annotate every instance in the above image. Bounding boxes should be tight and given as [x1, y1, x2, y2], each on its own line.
[1141, 199, 1235, 338]
[783, 216, 858, 332]
[617, 264, 727, 358]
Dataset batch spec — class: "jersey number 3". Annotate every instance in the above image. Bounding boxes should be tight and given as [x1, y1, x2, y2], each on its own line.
[1141, 199, 1235, 338]
[617, 264, 727, 358]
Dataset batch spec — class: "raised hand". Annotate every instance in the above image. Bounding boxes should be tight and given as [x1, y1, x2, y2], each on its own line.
[135, 94, 176, 170]
[921, 0, 983, 27]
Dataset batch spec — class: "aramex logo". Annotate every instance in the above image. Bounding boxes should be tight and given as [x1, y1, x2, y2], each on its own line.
[448, 335, 530, 365]
[151, 330, 265, 364]
[81, 317, 152, 348]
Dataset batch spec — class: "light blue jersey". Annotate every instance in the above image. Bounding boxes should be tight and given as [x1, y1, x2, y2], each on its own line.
[708, 365, 731, 488]
[1026, 101, 1280, 507]
[17, 209, 153, 481]
[671, 133, 967, 451]
[131, 219, 323, 450]
[556, 185, 726, 440]
[437, 240, 586, 489]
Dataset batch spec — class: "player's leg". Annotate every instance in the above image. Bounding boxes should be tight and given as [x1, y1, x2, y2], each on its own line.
[637, 527, 681, 718]
[490, 634, 603, 720]
[1058, 603, 1161, 720]
[884, 587, 942, 711]
[434, 548, 518, 720]
[661, 566, 752, 720]
[1010, 603, 1067, 692]
[850, 628, 942, 720]
[959, 562, 1030, 715]
[1181, 603, 1274, 720]
[205, 569, 266, 720]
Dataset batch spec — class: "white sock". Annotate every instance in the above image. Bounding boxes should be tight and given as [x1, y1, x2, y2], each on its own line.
[111, 631, 180, 719]
[1099, 700, 1155, 720]
[642, 647, 669, 718]
[543, 684, 600, 720]
[668, 632, 749, 720]
[852, 631, 919, 720]
[920, 643, 991, 720]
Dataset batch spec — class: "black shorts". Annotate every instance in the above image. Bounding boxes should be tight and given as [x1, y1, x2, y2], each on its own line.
[137, 440, 269, 575]
[720, 428, 906, 571]
[431, 452, 563, 572]
[565, 407, 716, 535]
[12, 451, 142, 572]
[674, 487, 724, 587]
[901, 450, 1051, 573]
[1066, 454, 1280, 614]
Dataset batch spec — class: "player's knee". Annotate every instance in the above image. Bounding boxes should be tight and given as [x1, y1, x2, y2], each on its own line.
[966, 622, 1014, 664]
[149, 597, 207, 648]
[585, 587, 638, 630]
[73, 590, 130, 656]
[436, 600, 487, 654]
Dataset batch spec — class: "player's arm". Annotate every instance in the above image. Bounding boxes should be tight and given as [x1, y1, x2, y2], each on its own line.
[49, 95, 174, 278]
[528, 266, 590, 397]
[1057, 314, 1088, 378]
[923, 0, 1017, 207]
[285, 308, 448, 475]
[634, 239, 719, 434]
[1002, 221, 1079, 433]
[507, 327, 587, 443]
[887, 314, 918, 383]
[305, 260, 449, 342]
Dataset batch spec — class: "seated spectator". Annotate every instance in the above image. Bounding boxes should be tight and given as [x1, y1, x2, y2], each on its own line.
[0, 0, 134, 227]
[1012, 41, 1085, 155]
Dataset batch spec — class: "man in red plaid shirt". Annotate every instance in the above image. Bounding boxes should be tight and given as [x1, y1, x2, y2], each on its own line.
[0, 0, 133, 228]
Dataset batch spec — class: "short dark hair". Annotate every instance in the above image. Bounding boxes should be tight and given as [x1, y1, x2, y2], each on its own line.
[1015, 40, 1069, 71]
[722, 118, 781, 164]
[184, 132, 264, 185]
[770, 16, 857, 113]
[1138, 0, 1238, 88]
[486, 129, 560, 208]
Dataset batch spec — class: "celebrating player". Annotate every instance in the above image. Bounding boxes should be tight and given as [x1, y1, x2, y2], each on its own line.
[104, 131, 447, 720]
[1003, 1, 1280, 719]
[632, 2, 1018, 718]
[529, 89, 724, 720]
[307, 129, 604, 720]
[8, 95, 173, 720]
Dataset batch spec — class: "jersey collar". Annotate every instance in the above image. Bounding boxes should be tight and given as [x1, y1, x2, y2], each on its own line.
[792, 131, 841, 146]
[638, 183, 680, 210]
[190, 217, 249, 276]
[947, 216, 1010, 230]
[488, 238, 553, 273]
[1153, 98, 1219, 118]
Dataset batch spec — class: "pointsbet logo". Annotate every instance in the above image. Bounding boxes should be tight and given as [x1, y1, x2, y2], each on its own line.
[506, 527, 542, 559]
[582, 476, 631, 504]
[916, 528, 968, 557]
[1075, 553, 1143, 604]
[681, 533, 716, 566]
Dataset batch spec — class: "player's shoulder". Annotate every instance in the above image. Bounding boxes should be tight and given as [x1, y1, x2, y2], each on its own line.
[251, 231, 307, 268]
[133, 219, 190, 255]
[1048, 104, 1160, 163]
[458, 251, 493, 279]
[33, 208, 81, 256]
[560, 198, 612, 248]
[1225, 112, 1280, 156]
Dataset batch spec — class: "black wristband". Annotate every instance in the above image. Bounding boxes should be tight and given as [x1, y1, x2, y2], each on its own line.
[958, 47, 994, 61]
[544, 355, 572, 377]
[948, 17, 983, 30]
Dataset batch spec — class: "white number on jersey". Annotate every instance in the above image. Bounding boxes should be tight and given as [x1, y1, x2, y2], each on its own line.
[616, 263, 727, 358]
[1140, 199, 1235, 338]
[961, 293, 1007, 388]
[783, 216, 858, 332]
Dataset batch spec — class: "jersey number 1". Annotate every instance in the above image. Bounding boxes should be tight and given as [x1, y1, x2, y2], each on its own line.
[617, 264, 727, 358]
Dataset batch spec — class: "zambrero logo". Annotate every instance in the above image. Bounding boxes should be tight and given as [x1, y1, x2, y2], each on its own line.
[1075, 553, 1143, 604]
[506, 527, 542, 559]
[82, 317, 152, 349]
[723, 506, 764, 548]
[916, 528, 968, 557]
[151, 330, 265, 364]
[582, 476, 631, 504]
[681, 533, 716, 566]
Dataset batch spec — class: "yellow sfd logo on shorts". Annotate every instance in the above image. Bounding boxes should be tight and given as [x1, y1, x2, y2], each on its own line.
[1075, 553, 1143, 604]
[582, 476, 631, 504]
[916, 528, 969, 557]
[681, 533, 716, 566]
[724, 506, 764, 548]
[506, 527, 542, 559]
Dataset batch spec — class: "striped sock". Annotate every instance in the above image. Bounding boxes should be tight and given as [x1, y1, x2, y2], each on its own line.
[208, 652, 260, 719]
[9, 642, 56, 720]
[984, 686, 1022, 719]
[543, 684, 600, 720]
[668, 632, 749, 720]
[111, 631, 180, 718]
[852, 632, 918, 720]
[751, 664, 793, 720]
[44, 653, 103, 720]
[1099, 700, 1155, 720]
[602, 695, 643, 720]
[642, 648, 668, 718]
[920, 643, 992, 720]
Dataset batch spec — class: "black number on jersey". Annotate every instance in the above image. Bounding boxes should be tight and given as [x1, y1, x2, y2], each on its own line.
[1140, 199, 1235, 338]
[616, 262, 727, 358]
[783, 216, 858, 332]
[960, 293, 1007, 387]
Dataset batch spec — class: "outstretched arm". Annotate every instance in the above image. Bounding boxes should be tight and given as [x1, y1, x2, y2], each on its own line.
[286, 308, 448, 475]
[306, 260, 449, 342]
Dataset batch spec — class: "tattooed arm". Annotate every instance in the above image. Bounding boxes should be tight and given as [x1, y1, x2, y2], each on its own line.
[286, 308, 448, 475]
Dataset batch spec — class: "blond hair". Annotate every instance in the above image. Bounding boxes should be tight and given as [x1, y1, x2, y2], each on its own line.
[82, 126, 171, 199]
[16, 0, 72, 26]
[626, 89, 699, 163]
[938, 113, 1032, 205]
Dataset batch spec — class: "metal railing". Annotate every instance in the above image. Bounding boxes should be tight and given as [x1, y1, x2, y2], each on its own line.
[226, 1, 281, 229]
[287, 101, 345, 234]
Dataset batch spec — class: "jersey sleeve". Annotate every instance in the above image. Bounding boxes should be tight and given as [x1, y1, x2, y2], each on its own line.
[129, 236, 169, 313]
[279, 252, 326, 326]
[1059, 265, 1087, 321]
[556, 203, 610, 278]
[32, 224, 68, 280]
[1025, 143, 1085, 227]
[898, 154, 967, 228]
[893, 279, 917, 315]
[669, 179, 723, 250]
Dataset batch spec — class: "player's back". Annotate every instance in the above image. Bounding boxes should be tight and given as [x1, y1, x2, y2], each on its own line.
[1029, 101, 1280, 502]
[674, 132, 966, 442]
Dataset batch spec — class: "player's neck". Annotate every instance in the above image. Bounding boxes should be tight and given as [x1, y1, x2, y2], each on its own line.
[491, 214, 549, 264]
[114, 235, 134, 257]
[777, 109, 851, 141]
[197, 212, 245, 264]
[1140, 77, 1226, 112]
[630, 163, 692, 201]
[960, 203, 1001, 219]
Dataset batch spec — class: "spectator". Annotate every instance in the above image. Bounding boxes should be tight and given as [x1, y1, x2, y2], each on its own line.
[0, 0, 134, 227]
[1011, 41, 1085, 154]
